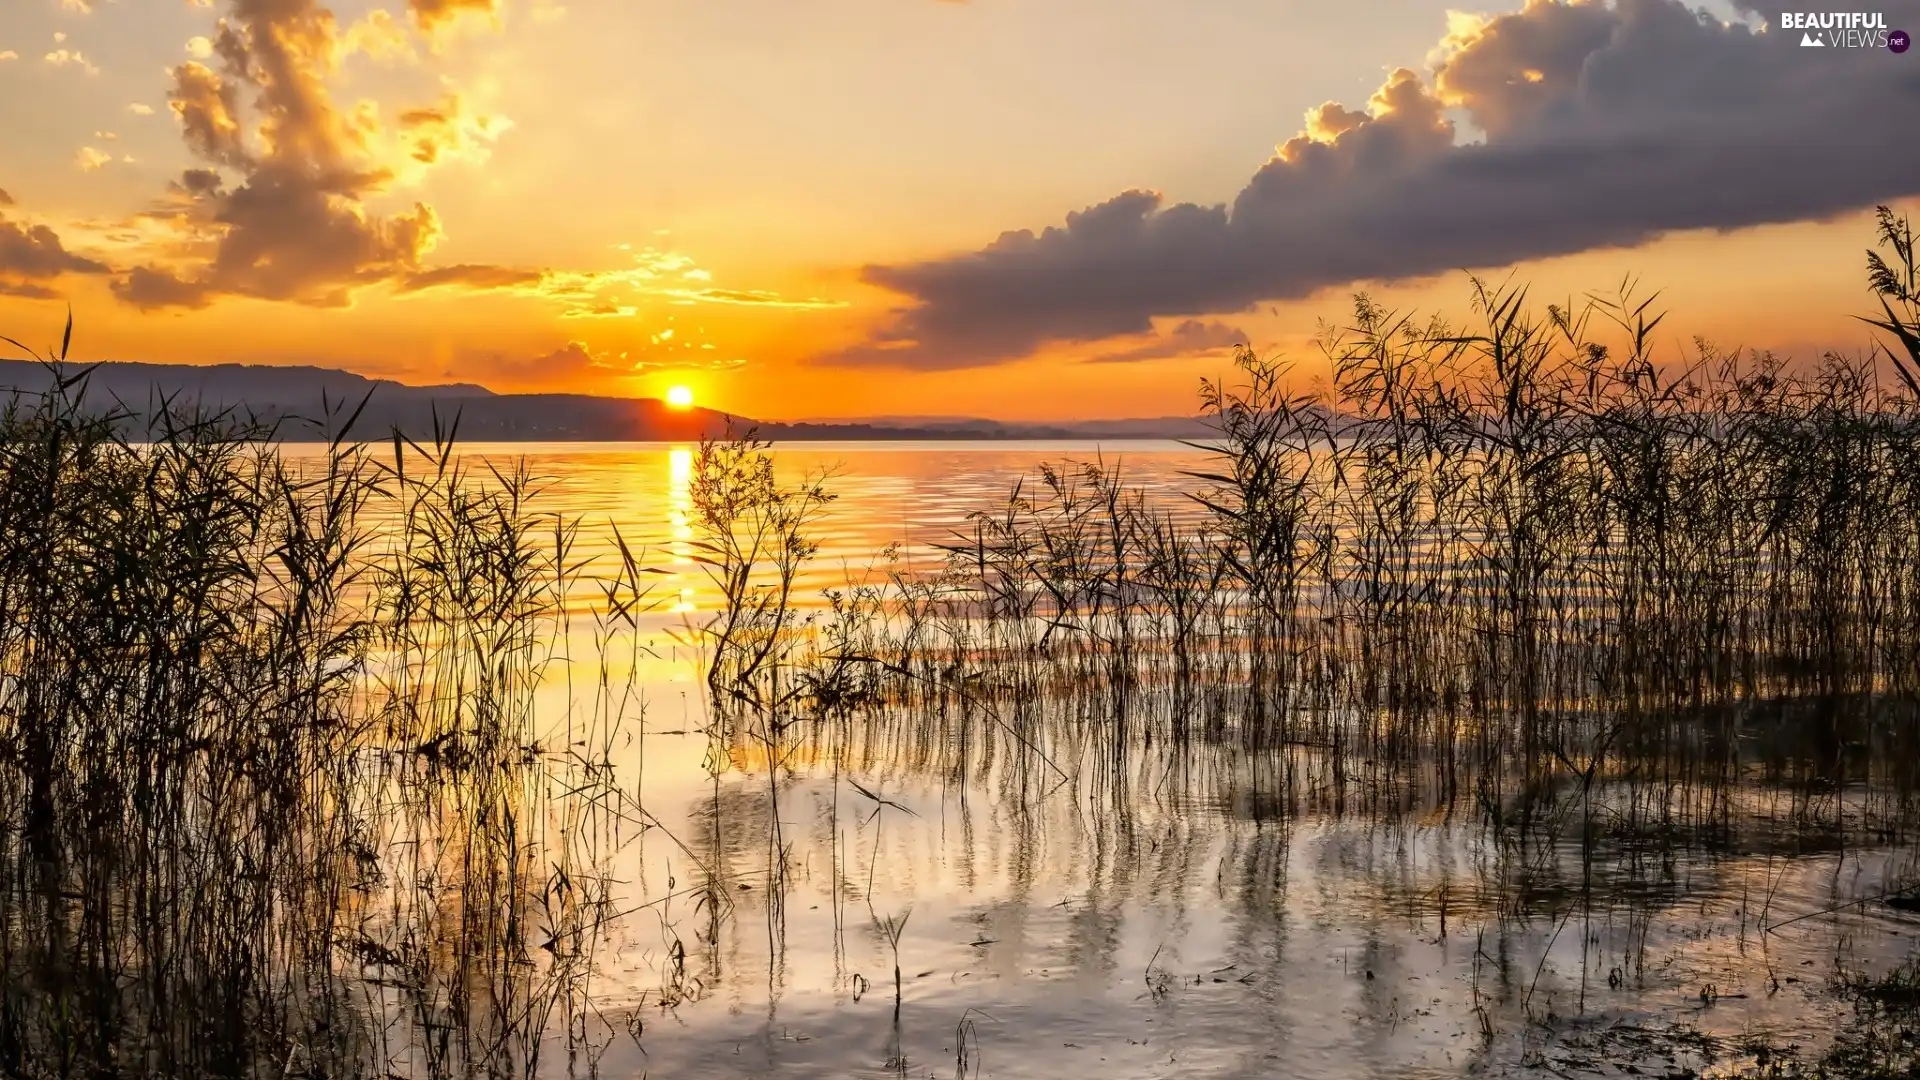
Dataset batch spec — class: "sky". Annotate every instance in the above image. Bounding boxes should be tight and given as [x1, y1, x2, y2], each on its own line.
[0, 0, 1916, 420]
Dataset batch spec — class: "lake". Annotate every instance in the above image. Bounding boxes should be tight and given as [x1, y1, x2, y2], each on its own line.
[285, 439, 1211, 616]
[281, 439, 1920, 1079]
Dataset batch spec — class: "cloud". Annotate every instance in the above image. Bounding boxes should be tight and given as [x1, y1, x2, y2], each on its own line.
[75, 146, 112, 172]
[398, 263, 543, 292]
[462, 317, 747, 386]
[817, 0, 1920, 370]
[459, 328, 747, 388]
[166, 61, 246, 166]
[60, 0, 94, 12]
[0, 219, 108, 278]
[173, 167, 222, 197]
[186, 36, 213, 58]
[398, 94, 512, 167]
[339, 9, 414, 61]
[1086, 319, 1248, 364]
[517, 340, 604, 380]
[407, 0, 502, 33]
[0, 52, 17, 62]
[44, 49, 100, 74]
[383, 243, 846, 316]
[634, 354, 745, 373]
[114, 265, 216, 309]
[656, 286, 846, 308]
[128, 102, 154, 115]
[111, 0, 512, 310]
[0, 202, 111, 300]
[462, 339, 614, 390]
[560, 303, 638, 319]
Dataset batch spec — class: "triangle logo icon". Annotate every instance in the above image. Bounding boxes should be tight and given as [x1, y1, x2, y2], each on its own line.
[1801, 31, 1825, 45]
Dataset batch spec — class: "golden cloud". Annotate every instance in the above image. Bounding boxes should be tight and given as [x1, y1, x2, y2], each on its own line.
[398, 263, 543, 292]
[407, 0, 502, 34]
[387, 245, 847, 314]
[168, 61, 246, 166]
[338, 10, 414, 61]
[397, 94, 511, 168]
[44, 49, 100, 75]
[113, 0, 501, 310]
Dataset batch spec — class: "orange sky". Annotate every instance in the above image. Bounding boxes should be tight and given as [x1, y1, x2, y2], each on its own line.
[0, 0, 1912, 421]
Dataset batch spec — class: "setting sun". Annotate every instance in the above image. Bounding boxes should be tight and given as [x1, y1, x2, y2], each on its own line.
[666, 386, 694, 409]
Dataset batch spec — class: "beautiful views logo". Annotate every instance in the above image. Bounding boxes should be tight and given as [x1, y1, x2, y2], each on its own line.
[1780, 11, 1905, 48]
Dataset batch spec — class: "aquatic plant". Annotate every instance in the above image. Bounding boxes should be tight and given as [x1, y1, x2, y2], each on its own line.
[0, 353, 660, 1078]
[804, 209, 1920, 845]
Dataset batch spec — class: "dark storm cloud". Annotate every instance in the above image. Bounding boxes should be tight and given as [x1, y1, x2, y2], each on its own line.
[820, 0, 1920, 371]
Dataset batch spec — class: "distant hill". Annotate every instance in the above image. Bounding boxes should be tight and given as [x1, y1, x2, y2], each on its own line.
[0, 359, 738, 441]
[0, 359, 1218, 442]
[0, 360, 497, 405]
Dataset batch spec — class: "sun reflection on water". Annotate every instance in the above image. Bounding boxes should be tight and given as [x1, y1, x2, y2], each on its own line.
[668, 447, 695, 614]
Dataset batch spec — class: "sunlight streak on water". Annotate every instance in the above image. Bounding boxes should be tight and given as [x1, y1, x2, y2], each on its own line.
[669, 445, 696, 613]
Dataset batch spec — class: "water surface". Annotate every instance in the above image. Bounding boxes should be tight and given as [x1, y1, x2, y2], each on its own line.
[281, 440, 1209, 616]
[302, 440, 1920, 1078]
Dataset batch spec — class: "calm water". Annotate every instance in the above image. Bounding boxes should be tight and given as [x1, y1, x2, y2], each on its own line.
[512, 440, 1202, 617]
[284, 440, 1209, 619]
[295, 441, 1920, 1078]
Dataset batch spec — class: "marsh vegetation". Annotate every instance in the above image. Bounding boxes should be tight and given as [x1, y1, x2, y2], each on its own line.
[5, 209, 1920, 1077]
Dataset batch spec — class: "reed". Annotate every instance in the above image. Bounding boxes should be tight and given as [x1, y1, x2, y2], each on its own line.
[789, 206, 1920, 891]
[0, 357, 658, 1078]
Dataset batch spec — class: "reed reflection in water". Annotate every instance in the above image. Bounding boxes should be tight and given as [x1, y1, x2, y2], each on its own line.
[610, 710, 1920, 1080]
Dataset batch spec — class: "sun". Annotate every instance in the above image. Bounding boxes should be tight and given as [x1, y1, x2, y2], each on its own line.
[666, 385, 694, 409]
